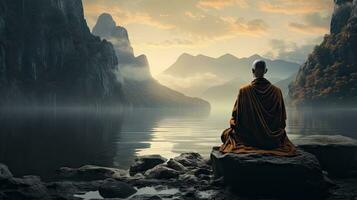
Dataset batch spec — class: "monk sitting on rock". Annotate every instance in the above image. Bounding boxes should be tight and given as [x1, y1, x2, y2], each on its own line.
[220, 60, 297, 156]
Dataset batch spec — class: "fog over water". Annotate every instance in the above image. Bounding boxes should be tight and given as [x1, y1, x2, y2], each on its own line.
[0, 107, 356, 180]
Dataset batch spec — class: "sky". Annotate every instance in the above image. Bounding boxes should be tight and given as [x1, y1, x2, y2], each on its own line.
[82, 0, 334, 76]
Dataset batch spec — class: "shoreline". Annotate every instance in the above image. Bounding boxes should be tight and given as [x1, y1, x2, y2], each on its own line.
[1, 141, 357, 200]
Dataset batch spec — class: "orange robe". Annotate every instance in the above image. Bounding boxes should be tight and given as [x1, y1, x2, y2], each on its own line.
[219, 78, 297, 156]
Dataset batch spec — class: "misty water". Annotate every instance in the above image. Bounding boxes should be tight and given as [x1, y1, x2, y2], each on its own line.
[0, 107, 357, 180]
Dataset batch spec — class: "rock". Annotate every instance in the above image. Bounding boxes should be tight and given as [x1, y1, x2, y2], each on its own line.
[194, 168, 212, 177]
[173, 153, 207, 168]
[56, 165, 128, 181]
[130, 155, 167, 176]
[295, 135, 357, 176]
[145, 165, 179, 179]
[167, 159, 187, 171]
[99, 178, 137, 199]
[130, 194, 162, 200]
[0, 175, 50, 199]
[210, 147, 330, 198]
[0, 163, 12, 179]
[179, 174, 199, 184]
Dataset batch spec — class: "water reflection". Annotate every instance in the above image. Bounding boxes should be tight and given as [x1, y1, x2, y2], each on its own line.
[287, 107, 357, 138]
[0, 107, 356, 180]
[0, 110, 121, 180]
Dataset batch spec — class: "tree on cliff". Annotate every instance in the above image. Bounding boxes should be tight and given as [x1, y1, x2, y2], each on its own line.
[289, 0, 357, 106]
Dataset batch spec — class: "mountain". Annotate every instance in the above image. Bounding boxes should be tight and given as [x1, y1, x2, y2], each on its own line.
[92, 13, 210, 109]
[160, 53, 300, 97]
[92, 13, 151, 81]
[202, 78, 248, 106]
[0, 0, 125, 107]
[289, 0, 357, 106]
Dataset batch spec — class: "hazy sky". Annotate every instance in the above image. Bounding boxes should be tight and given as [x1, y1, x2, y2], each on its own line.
[83, 0, 334, 76]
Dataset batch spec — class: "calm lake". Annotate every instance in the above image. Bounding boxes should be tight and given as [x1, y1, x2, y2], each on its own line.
[0, 107, 356, 180]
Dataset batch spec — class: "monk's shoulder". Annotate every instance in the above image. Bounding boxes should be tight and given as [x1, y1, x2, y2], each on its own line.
[271, 84, 283, 95]
[239, 84, 252, 92]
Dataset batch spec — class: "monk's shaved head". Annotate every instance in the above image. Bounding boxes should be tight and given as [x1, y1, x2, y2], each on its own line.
[252, 60, 268, 78]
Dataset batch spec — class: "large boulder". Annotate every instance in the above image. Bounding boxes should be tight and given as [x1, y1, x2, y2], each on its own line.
[295, 135, 357, 176]
[166, 158, 187, 172]
[210, 147, 330, 199]
[172, 153, 208, 168]
[130, 155, 167, 176]
[99, 178, 137, 198]
[144, 165, 179, 179]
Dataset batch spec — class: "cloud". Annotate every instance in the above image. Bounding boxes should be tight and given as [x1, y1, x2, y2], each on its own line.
[288, 13, 331, 34]
[264, 37, 323, 64]
[145, 38, 197, 48]
[259, 0, 333, 14]
[197, 0, 248, 9]
[83, 0, 268, 40]
[158, 73, 224, 90]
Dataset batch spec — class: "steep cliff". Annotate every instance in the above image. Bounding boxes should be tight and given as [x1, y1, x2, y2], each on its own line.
[0, 0, 124, 106]
[92, 13, 210, 109]
[92, 13, 151, 82]
[289, 0, 357, 106]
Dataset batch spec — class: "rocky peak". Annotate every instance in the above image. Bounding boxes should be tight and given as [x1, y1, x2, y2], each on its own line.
[92, 13, 151, 80]
[92, 13, 116, 38]
[331, 0, 355, 34]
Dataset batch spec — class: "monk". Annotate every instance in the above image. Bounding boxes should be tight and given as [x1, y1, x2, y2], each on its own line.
[220, 60, 297, 156]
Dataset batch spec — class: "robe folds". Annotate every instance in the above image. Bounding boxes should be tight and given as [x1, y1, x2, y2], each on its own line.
[219, 78, 297, 156]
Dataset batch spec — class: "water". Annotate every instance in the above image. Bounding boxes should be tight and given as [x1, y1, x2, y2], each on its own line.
[0, 107, 356, 180]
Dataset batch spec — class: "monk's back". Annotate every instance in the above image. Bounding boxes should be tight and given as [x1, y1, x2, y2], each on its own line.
[220, 60, 296, 155]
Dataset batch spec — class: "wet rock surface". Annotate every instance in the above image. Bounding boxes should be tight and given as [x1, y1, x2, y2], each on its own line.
[56, 165, 128, 181]
[211, 147, 330, 198]
[99, 178, 137, 198]
[144, 165, 179, 179]
[129, 155, 167, 176]
[295, 135, 357, 177]
[0, 149, 356, 200]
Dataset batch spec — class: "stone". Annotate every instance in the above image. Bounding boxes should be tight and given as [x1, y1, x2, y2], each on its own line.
[295, 135, 357, 176]
[144, 165, 179, 179]
[210, 147, 330, 198]
[173, 153, 207, 168]
[167, 159, 187, 172]
[99, 178, 137, 199]
[0, 176, 50, 199]
[0, 163, 12, 179]
[130, 155, 167, 176]
[194, 168, 212, 177]
[129, 194, 162, 200]
[178, 174, 199, 184]
[56, 165, 128, 181]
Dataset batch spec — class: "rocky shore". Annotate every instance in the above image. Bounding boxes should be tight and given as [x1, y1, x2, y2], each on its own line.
[0, 135, 356, 200]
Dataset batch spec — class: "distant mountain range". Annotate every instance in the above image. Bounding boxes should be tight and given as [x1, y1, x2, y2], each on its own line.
[289, 0, 357, 106]
[159, 53, 300, 104]
[92, 13, 210, 109]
